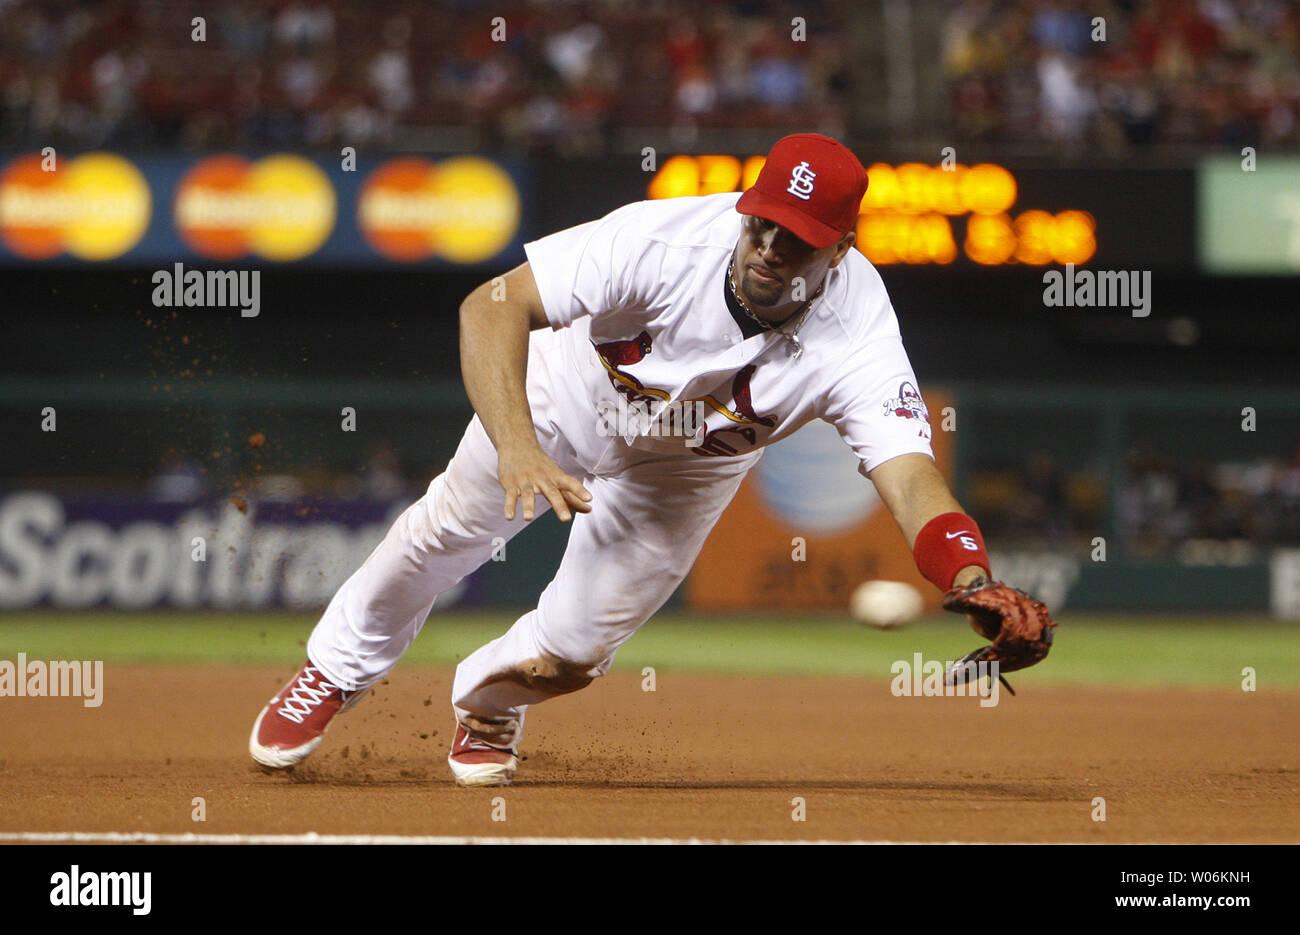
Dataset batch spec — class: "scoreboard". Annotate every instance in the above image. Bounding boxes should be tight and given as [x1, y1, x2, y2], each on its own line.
[646, 154, 1096, 266]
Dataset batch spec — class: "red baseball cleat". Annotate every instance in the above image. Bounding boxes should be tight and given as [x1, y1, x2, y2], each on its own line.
[447, 723, 518, 787]
[249, 661, 365, 768]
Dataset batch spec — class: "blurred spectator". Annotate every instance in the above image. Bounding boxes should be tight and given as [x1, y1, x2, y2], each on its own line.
[273, 2, 334, 51]
[675, 63, 718, 117]
[251, 473, 306, 502]
[149, 453, 204, 503]
[1119, 447, 1184, 550]
[369, 15, 415, 116]
[358, 442, 408, 501]
[1011, 449, 1072, 543]
[1037, 49, 1096, 142]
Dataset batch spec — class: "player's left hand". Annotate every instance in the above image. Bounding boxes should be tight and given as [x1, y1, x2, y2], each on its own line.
[940, 578, 1057, 694]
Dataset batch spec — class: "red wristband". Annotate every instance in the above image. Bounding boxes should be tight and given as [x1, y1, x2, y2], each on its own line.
[912, 512, 990, 591]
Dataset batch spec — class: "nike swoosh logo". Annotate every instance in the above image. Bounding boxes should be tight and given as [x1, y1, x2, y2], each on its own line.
[945, 531, 972, 539]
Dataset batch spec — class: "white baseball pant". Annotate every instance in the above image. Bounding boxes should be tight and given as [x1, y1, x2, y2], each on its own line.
[305, 411, 758, 749]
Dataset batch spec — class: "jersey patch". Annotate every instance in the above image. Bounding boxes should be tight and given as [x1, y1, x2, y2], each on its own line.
[882, 381, 928, 422]
[882, 380, 931, 440]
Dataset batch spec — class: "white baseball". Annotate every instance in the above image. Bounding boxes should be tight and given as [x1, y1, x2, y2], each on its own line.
[850, 580, 924, 630]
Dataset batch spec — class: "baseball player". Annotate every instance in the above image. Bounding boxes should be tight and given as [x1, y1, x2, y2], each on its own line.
[250, 134, 1056, 785]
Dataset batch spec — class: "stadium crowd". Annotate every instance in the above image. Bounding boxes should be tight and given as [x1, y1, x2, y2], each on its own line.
[1119, 446, 1300, 554]
[0, 0, 848, 153]
[4, 0, 1295, 154]
[973, 443, 1300, 555]
[945, 0, 1300, 152]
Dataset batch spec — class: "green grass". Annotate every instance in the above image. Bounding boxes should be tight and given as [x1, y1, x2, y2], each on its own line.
[0, 610, 1296, 689]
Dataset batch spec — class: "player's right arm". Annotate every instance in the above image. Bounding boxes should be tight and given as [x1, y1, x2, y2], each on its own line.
[459, 261, 592, 522]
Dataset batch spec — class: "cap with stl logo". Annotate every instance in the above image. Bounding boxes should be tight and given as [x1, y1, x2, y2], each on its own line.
[736, 133, 869, 248]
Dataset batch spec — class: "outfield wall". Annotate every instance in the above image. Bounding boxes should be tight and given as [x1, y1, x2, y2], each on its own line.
[0, 485, 1293, 616]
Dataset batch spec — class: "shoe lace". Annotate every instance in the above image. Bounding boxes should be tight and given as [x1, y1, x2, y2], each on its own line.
[459, 728, 511, 754]
[277, 667, 340, 724]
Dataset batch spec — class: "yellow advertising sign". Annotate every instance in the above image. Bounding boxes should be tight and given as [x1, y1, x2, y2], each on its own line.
[0, 152, 151, 260]
[174, 154, 336, 261]
[359, 156, 520, 263]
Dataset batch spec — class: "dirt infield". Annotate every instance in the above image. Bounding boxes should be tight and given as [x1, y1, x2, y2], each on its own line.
[0, 665, 1296, 843]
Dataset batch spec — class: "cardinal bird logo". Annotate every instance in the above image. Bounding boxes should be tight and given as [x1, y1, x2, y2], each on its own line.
[595, 330, 653, 366]
[589, 335, 780, 454]
[726, 365, 776, 428]
[689, 365, 777, 457]
[593, 330, 666, 406]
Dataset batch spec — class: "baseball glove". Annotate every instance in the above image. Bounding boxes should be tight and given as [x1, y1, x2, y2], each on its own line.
[941, 578, 1057, 695]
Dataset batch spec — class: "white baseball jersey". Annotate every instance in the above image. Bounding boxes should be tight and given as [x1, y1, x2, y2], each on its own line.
[523, 191, 935, 475]
[305, 190, 938, 754]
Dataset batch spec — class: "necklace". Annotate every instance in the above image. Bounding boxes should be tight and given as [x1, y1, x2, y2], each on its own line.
[727, 257, 823, 358]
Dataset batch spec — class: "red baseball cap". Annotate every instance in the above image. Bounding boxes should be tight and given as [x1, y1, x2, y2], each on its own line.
[736, 133, 868, 248]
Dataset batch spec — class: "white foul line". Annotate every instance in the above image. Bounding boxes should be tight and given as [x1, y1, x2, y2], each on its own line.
[0, 831, 976, 845]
